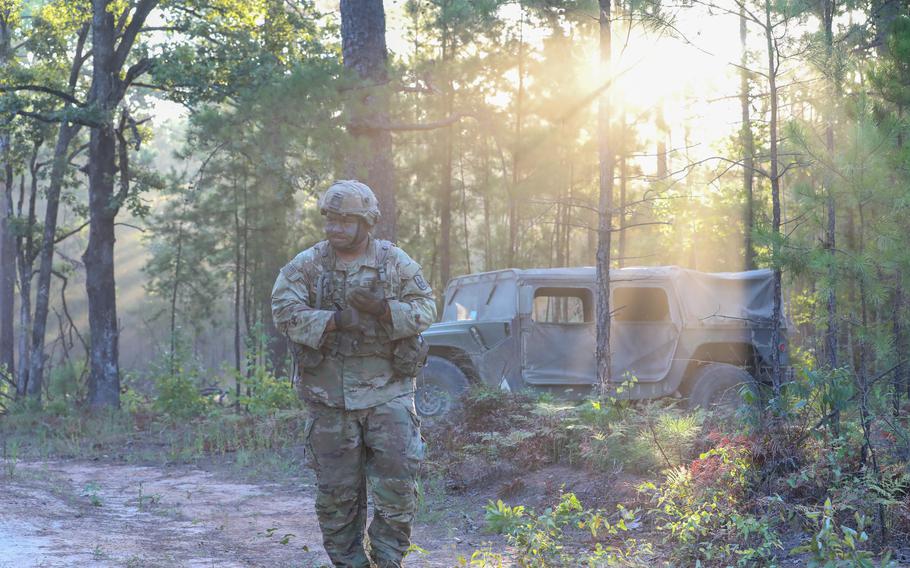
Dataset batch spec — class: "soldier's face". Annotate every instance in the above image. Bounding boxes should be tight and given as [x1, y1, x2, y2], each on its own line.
[324, 213, 365, 251]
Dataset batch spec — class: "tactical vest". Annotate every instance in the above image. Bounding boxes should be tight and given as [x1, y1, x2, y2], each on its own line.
[316, 239, 399, 358]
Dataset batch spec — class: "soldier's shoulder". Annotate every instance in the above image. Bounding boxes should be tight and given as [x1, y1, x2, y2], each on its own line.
[379, 241, 419, 267]
[282, 241, 329, 281]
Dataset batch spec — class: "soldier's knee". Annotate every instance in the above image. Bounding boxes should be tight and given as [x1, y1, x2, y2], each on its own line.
[371, 478, 417, 523]
[315, 484, 363, 515]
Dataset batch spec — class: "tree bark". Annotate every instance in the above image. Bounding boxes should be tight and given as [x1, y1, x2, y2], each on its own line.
[18, 149, 41, 396]
[340, 0, 396, 241]
[820, 0, 841, 431]
[740, 6, 755, 271]
[82, 0, 157, 409]
[85, 1, 121, 408]
[596, 0, 614, 397]
[764, 0, 783, 394]
[438, 16, 454, 287]
[509, 5, 525, 268]
[28, 122, 82, 399]
[0, 15, 15, 383]
[618, 121, 628, 268]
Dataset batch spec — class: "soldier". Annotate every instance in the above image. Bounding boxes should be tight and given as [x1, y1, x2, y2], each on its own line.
[271, 180, 436, 568]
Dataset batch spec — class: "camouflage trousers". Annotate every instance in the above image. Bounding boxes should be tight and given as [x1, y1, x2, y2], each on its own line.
[304, 395, 423, 568]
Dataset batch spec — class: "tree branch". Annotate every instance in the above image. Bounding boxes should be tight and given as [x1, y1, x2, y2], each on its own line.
[350, 113, 478, 133]
[14, 109, 99, 128]
[113, 0, 159, 72]
[0, 85, 85, 106]
[54, 221, 89, 244]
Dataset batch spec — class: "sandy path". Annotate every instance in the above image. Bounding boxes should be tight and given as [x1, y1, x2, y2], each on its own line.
[0, 460, 488, 568]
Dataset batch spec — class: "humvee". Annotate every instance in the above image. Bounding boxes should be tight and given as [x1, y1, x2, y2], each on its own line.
[415, 266, 787, 416]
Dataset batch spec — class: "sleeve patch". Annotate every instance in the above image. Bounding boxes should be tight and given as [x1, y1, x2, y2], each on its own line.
[414, 274, 429, 290]
[280, 264, 303, 282]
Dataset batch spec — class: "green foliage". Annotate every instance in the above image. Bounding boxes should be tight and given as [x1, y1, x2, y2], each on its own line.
[791, 498, 896, 567]
[639, 433, 782, 566]
[483, 494, 652, 567]
[233, 364, 299, 416]
[152, 366, 208, 421]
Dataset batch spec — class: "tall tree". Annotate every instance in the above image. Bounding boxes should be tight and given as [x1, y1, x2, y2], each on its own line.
[0, 0, 18, 382]
[84, 0, 158, 408]
[27, 6, 90, 399]
[740, 5, 755, 271]
[341, 0, 396, 241]
[595, 0, 614, 396]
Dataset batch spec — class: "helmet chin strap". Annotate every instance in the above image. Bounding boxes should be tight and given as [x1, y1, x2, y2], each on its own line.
[334, 219, 371, 253]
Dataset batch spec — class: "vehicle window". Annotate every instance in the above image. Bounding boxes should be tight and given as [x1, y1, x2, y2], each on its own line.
[612, 286, 671, 322]
[532, 287, 593, 323]
[441, 280, 517, 321]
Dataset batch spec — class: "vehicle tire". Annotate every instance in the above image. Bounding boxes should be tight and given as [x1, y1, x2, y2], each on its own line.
[415, 355, 470, 418]
[686, 363, 755, 412]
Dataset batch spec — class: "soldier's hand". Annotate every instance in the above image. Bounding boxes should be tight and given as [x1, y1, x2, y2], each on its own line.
[333, 307, 363, 331]
[347, 288, 389, 318]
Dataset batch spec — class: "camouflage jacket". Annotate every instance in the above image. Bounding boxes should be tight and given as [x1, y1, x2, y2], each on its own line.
[271, 238, 436, 409]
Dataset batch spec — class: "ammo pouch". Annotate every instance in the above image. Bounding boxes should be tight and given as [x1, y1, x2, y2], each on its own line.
[392, 333, 429, 378]
[291, 341, 324, 373]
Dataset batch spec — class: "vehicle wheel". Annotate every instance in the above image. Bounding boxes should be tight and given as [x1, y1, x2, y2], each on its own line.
[416, 355, 470, 418]
[686, 363, 755, 412]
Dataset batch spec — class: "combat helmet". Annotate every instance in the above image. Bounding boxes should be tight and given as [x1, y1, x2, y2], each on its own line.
[318, 180, 381, 226]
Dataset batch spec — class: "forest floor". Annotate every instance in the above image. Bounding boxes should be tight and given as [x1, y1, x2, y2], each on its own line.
[0, 454, 523, 568]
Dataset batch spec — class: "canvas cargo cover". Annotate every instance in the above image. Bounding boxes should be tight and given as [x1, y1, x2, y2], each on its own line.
[442, 266, 778, 327]
[674, 268, 775, 327]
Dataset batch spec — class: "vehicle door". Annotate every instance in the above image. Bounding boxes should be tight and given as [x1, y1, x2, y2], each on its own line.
[519, 285, 597, 385]
[610, 283, 680, 383]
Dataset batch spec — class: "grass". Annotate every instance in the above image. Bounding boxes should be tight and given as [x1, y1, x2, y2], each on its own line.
[0, 400, 309, 483]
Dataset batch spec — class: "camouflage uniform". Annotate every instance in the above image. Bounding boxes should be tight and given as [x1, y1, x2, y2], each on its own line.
[271, 182, 435, 568]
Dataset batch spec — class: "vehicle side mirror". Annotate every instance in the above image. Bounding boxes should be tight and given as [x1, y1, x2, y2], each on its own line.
[518, 285, 533, 315]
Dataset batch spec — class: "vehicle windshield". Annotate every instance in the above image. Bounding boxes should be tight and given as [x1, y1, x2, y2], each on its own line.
[441, 279, 517, 321]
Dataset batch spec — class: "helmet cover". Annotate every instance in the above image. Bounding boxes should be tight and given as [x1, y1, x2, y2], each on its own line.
[318, 180, 381, 226]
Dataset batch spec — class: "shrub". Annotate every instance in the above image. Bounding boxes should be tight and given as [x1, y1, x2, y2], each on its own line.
[639, 432, 782, 566]
[484, 493, 652, 567]
[153, 367, 208, 421]
[791, 498, 896, 567]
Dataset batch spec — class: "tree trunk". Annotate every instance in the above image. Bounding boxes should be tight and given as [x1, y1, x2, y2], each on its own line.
[740, 6, 755, 271]
[871, 0, 900, 55]
[27, 123, 80, 400]
[482, 138, 492, 272]
[821, 0, 840, 431]
[438, 19, 454, 287]
[169, 222, 184, 374]
[233, 178, 243, 406]
[618, 132, 628, 268]
[84, 0, 121, 409]
[509, 5, 525, 268]
[892, 277, 905, 415]
[459, 155, 471, 274]
[0, 18, 15, 383]
[596, 0, 614, 397]
[340, 0, 396, 241]
[83, 0, 157, 409]
[18, 150, 41, 397]
[764, 0, 783, 394]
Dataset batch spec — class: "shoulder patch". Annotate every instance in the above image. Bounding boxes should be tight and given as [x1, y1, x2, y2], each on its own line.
[280, 263, 303, 282]
[414, 274, 429, 291]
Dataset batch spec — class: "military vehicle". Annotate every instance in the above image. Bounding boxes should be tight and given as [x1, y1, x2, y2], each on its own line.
[415, 266, 787, 416]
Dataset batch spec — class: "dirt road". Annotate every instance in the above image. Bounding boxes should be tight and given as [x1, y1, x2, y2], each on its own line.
[0, 460, 495, 568]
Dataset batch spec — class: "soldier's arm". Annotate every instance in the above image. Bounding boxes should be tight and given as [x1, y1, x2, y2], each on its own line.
[270, 265, 333, 349]
[387, 254, 437, 341]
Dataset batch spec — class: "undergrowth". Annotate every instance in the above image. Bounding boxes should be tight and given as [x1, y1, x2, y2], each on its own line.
[438, 370, 910, 567]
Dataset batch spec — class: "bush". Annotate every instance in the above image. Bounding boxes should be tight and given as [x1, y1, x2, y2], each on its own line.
[483, 493, 652, 567]
[791, 498, 896, 567]
[233, 363, 299, 415]
[153, 366, 208, 421]
[639, 432, 782, 566]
